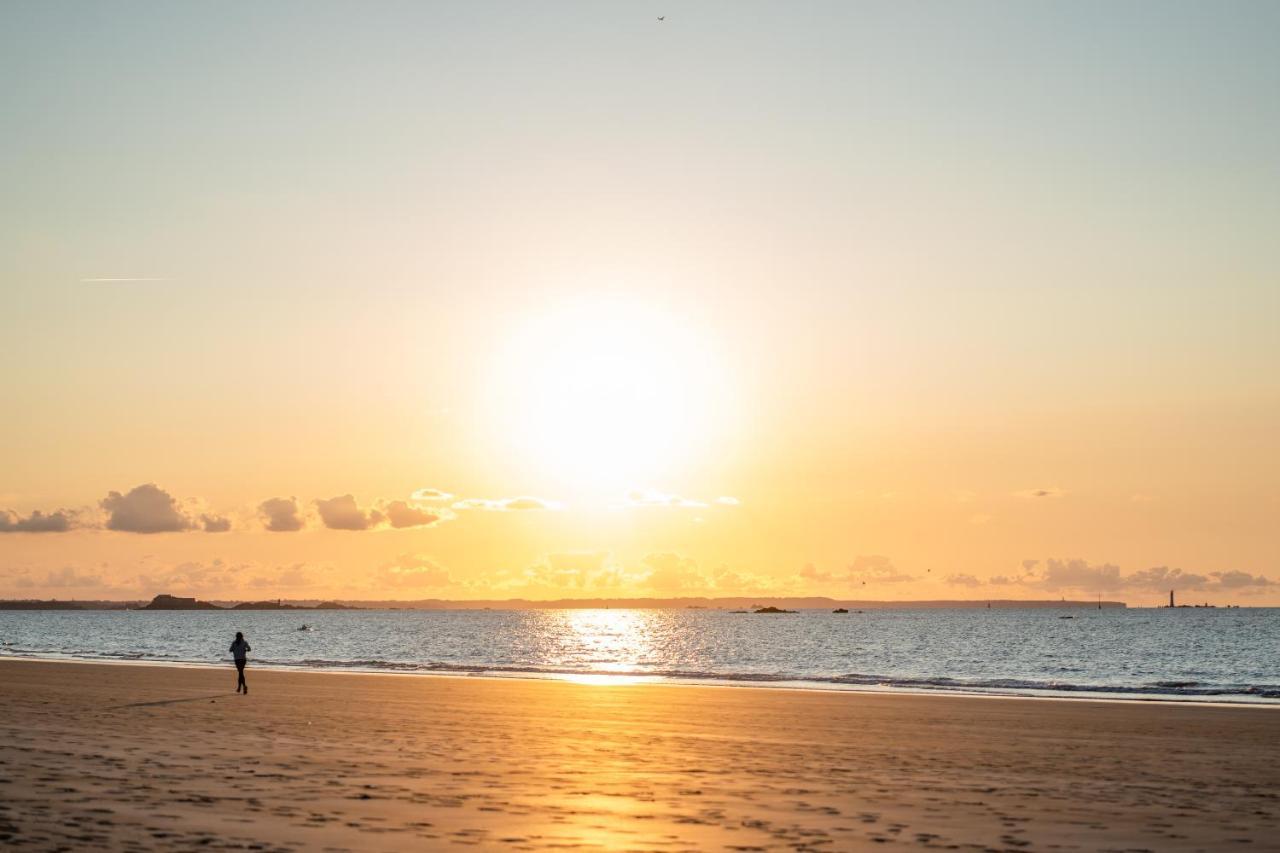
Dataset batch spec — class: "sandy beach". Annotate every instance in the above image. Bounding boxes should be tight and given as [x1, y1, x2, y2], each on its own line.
[1, 659, 1277, 851]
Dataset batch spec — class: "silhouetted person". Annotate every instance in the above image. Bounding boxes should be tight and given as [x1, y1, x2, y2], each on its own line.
[230, 631, 251, 694]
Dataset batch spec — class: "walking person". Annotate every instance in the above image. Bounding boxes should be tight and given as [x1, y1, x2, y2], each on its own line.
[230, 631, 251, 694]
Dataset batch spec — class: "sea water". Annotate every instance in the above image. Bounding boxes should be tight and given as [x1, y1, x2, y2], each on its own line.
[1, 607, 1276, 703]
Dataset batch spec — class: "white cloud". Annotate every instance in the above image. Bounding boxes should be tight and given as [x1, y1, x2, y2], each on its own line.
[410, 488, 455, 502]
[452, 496, 561, 511]
[615, 489, 702, 508]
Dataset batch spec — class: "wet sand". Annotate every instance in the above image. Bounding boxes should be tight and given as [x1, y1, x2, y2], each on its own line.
[0, 658, 1277, 851]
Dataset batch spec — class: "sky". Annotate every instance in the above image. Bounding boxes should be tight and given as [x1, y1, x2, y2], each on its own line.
[2, 2, 1277, 604]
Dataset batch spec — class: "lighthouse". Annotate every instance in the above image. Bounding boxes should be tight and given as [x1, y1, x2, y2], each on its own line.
[1169, 589, 1175, 608]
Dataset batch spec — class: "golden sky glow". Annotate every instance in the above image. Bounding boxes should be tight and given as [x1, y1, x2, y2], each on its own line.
[1, 3, 1277, 604]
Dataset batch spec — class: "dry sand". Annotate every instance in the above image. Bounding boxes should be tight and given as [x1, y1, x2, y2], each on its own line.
[0, 659, 1277, 851]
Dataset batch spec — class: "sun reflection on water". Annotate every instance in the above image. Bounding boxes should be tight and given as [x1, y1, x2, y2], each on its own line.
[543, 609, 660, 685]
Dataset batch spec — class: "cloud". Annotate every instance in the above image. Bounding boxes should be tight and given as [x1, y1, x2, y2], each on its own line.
[452, 496, 560, 511]
[485, 551, 623, 593]
[259, 497, 304, 532]
[101, 484, 194, 533]
[7, 488, 223, 535]
[543, 552, 619, 588]
[1003, 559, 1276, 594]
[847, 555, 915, 584]
[315, 495, 384, 531]
[376, 554, 454, 589]
[798, 556, 915, 587]
[946, 573, 983, 587]
[1209, 570, 1275, 589]
[133, 558, 249, 596]
[799, 563, 832, 583]
[707, 563, 777, 595]
[410, 488, 454, 502]
[492, 551, 779, 596]
[1120, 564, 1205, 591]
[0, 508, 78, 533]
[1016, 487, 1066, 499]
[130, 558, 343, 597]
[382, 500, 446, 529]
[641, 552, 704, 591]
[246, 562, 317, 590]
[617, 489, 707, 508]
[200, 514, 231, 533]
[13, 566, 108, 590]
[547, 552, 611, 573]
[1025, 558, 1125, 590]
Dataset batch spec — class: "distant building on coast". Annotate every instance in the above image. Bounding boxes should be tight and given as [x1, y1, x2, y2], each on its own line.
[143, 594, 220, 611]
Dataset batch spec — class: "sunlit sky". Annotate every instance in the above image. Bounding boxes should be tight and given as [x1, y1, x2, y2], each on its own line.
[2, 2, 1277, 604]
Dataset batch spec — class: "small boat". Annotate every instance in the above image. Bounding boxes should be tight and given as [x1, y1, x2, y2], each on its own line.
[833, 608, 849, 614]
[297, 624, 312, 631]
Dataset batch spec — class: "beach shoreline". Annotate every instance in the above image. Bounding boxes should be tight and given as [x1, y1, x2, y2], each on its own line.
[2, 658, 1278, 851]
[2, 653, 1277, 709]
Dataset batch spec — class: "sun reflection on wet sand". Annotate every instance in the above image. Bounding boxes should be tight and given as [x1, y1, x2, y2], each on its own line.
[555, 672, 654, 687]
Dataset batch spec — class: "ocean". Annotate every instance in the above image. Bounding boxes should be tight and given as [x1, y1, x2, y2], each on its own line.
[2, 607, 1276, 703]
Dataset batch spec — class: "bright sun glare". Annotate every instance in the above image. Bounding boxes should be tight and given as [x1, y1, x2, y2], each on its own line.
[489, 297, 729, 494]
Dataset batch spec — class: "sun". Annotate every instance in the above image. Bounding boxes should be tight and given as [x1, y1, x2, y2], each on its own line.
[486, 296, 729, 495]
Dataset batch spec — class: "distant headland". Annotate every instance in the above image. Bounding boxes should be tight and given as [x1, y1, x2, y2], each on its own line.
[142, 594, 359, 611]
[0, 595, 358, 611]
[0, 595, 1125, 611]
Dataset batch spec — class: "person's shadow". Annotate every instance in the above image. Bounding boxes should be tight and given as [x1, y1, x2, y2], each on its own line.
[108, 693, 236, 709]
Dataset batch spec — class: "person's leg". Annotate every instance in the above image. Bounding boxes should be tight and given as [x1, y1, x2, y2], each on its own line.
[236, 660, 246, 693]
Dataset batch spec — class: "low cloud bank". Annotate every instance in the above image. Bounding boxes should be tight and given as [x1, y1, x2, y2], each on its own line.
[946, 558, 1275, 594]
[799, 556, 915, 587]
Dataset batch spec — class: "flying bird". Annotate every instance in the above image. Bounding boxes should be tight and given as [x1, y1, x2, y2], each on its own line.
[657, 16, 665, 22]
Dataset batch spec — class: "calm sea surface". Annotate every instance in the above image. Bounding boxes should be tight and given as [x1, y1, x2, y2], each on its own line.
[2, 607, 1277, 703]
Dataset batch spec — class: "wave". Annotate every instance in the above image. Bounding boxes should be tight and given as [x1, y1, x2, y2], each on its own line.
[249, 658, 1280, 698]
[9, 645, 1274, 702]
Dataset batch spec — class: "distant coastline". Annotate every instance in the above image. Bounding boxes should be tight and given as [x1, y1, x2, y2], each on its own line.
[0, 595, 358, 611]
[0, 594, 1126, 611]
